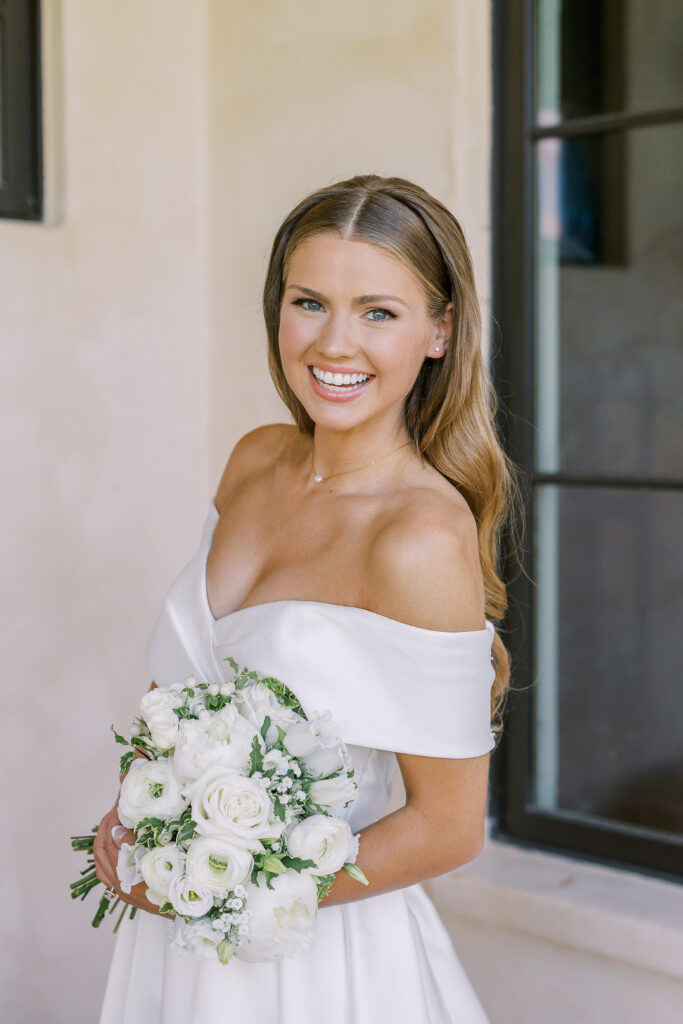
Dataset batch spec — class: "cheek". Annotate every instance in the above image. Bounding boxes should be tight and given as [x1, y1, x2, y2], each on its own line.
[278, 309, 314, 362]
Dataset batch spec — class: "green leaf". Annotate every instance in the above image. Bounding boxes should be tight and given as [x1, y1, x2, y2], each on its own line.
[249, 735, 264, 774]
[119, 750, 135, 775]
[272, 797, 286, 822]
[110, 725, 130, 746]
[260, 715, 272, 743]
[281, 855, 316, 871]
[223, 655, 240, 675]
[315, 874, 336, 902]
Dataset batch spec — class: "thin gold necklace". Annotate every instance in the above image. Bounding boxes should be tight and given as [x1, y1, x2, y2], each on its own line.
[311, 441, 411, 484]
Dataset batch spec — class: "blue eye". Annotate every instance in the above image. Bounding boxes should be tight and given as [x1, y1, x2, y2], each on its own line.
[366, 308, 396, 322]
[294, 298, 324, 312]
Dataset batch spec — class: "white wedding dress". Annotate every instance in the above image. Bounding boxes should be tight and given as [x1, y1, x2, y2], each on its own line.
[99, 502, 495, 1024]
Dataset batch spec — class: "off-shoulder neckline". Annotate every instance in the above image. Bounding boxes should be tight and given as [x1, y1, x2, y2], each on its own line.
[205, 500, 495, 639]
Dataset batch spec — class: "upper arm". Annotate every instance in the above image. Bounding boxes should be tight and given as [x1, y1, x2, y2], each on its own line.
[214, 423, 297, 512]
[370, 497, 489, 865]
[396, 749, 490, 866]
[367, 497, 485, 633]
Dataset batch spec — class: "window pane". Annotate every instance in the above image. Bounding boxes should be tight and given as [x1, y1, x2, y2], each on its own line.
[536, 0, 683, 126]
[534, 122, 683, 478]
[533, 484, 683, 838]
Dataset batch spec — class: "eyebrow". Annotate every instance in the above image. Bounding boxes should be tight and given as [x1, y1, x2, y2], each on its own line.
[286, 284, 408, 308]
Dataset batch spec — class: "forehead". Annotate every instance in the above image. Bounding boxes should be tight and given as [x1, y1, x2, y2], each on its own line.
[285, 233, 425, 300]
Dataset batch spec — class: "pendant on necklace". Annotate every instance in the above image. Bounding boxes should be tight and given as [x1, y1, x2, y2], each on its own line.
[313, 474, 324, 484]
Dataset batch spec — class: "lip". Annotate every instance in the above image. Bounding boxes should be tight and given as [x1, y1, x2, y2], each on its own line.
[309, 362, 375, 376]
[307, 366, 375, 403]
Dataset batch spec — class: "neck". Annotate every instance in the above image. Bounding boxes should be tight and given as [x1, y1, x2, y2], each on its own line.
[309, 419, 411, 481]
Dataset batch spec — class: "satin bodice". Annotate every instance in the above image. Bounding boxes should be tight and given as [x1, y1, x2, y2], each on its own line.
[147, 503, 497, 833]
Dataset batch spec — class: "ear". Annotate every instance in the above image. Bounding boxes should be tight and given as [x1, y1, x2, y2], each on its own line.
[428, 302, 453, 359]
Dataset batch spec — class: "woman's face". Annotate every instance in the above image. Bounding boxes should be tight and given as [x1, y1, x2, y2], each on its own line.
[278, 233, 450, 436]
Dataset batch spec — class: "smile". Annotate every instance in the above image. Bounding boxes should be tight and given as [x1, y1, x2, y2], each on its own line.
[310, 366, 372, 391]
[307, 365, 375, 402]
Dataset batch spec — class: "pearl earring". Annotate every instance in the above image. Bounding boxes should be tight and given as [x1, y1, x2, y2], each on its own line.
[434, 345, 441, 353]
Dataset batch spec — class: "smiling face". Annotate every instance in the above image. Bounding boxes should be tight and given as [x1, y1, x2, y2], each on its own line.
[278, 233, 451, 437]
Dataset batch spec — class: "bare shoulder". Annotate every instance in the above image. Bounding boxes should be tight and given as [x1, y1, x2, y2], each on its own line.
[367, 484, 485, 632]
[214, 423, 300, 511]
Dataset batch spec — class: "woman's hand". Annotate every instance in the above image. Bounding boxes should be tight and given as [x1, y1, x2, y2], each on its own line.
[93, 801, 176, 919]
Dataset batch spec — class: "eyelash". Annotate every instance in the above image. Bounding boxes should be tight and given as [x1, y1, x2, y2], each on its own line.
[292, 298, 397, 321]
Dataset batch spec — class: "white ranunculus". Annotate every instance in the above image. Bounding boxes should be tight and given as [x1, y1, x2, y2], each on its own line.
[115, 842, 146, 894]
[171, 917, 223, 960]
[139, 846, 185, 905]
[167, 874, 214, 918]
[118, 758, 187, 829]
[235, 683, 303, 746]
[184, 766, 284, 847]
[235, 870, 318, 962]
[283, 711, 350, 779]
[172, 705, 258, 782]
[184, 835, 253, 896]
[286, 814, 359, 875]
[309, 773, 357, 811]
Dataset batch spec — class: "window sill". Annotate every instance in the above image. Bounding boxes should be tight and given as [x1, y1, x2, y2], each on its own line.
[423, 826, 683, 980]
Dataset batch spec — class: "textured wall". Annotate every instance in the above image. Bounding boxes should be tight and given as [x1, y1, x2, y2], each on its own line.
[0, 1, 491, 1021]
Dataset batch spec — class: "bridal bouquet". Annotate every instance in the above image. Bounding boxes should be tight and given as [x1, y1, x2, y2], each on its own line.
[71, 657, 367, 964]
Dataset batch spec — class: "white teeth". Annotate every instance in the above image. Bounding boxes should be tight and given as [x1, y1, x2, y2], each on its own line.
[311, 366, 372, 389]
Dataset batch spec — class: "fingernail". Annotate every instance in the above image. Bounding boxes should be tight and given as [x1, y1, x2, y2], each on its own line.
[111, 825, 128, 844]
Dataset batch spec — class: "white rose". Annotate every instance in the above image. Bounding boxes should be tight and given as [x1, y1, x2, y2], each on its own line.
[235, 870, 318, 962]
[286, 814, 359, 875]
[139, 846, 185, 905]
[309, 773, 357, 811]
[148, 708, 180, 752]
[283, 711, 350, 779]
[184, 766, 284, 848]
[171, 917, 223, 960]
[115, 842, 146, 894]
[184, 835, 253, 896]
[235, 683, 303, 746]
[138, 687, 184, 751]
[168, 874, 214, 918]
[172, 706, 258, 782]
[140, 687, 183, 720]
[118, 758, 187, 829]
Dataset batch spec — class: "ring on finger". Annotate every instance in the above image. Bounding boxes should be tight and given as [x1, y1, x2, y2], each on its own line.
[103, 886, 117, 902]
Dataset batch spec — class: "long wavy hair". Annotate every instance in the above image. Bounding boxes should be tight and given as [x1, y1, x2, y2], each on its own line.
[262, 174, 524, 738]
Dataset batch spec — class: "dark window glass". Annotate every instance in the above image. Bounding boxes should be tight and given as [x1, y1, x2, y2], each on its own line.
[536, 0, 683, 125]
[492, 0, 683, 879]
[0, 0, 42, 220]
[535, 123, 683, 480]
[533, 485, 683, 836]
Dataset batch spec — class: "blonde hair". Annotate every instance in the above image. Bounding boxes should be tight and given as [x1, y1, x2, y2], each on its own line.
[263, 174, 525, 738]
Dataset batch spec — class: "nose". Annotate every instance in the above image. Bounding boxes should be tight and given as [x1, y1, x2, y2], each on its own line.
[315, 311, 358, 359]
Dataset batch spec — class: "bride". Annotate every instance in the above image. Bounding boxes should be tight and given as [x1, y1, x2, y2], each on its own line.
[93, 174, 520, 1023]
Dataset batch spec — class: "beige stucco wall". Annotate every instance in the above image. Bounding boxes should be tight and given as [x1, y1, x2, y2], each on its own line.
[1, 2, 491, 1021]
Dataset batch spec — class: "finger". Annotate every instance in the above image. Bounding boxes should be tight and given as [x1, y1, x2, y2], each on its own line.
[94, 830, 116, 888]
[94, 808, 120, 888]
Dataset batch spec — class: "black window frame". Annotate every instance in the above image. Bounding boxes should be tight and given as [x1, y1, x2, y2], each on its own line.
[0, 0, 42, 220]
[489, 0, 683, 883]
